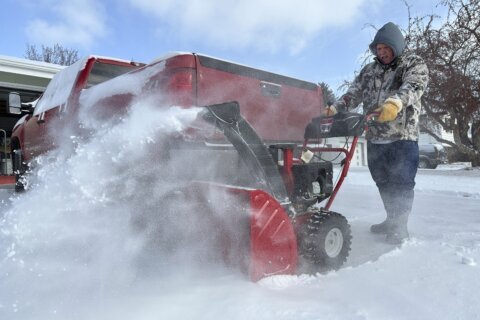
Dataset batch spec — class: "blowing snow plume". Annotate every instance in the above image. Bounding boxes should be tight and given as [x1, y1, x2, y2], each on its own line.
[0, 99, 251, 319]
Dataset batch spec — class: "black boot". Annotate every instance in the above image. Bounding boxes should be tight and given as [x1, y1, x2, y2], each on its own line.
[385, 214, 409, 244]
[385, 190, 414, 245]
[370, 188, 395, 234]
[370, 218, 393, 234]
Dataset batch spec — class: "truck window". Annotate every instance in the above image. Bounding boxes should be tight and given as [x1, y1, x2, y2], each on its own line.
[86, 62, 139, 88]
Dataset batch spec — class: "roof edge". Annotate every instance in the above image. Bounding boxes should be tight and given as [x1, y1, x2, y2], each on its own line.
[0, 55, 65, 78]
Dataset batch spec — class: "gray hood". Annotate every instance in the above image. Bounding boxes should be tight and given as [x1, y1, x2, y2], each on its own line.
[369, 22, 405, 59]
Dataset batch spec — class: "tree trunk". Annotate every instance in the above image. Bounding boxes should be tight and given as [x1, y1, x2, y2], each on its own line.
[472, 118, 480, 167]
[469, 154, 480, 167]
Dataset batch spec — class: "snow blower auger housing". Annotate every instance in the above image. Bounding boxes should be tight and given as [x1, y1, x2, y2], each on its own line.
[200, 102, 367, 280]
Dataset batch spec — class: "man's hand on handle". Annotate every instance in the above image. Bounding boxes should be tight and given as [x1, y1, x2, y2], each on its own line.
[321, 105, 337, 117]
[375, 98, 402, 122]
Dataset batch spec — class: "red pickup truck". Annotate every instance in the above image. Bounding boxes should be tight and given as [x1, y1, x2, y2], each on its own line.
[9, 53, 324, 187]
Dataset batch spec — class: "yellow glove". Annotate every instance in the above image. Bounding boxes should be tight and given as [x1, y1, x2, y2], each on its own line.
[376, 98, 402, 122]
[321, 105, 337, 117]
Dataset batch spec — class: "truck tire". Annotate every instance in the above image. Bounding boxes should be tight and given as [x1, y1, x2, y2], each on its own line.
[298, 210, 351, 273]
[12, 149, 27, 192]
[418, 158, 430, 169]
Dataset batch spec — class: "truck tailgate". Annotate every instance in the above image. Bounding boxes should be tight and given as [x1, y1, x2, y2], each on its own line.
[194, 54, 323, 142]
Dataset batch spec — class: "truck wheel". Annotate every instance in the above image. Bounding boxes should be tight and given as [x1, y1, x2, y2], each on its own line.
[12, 149, 27, 192]
[298, 210, 351, 273]
[418, 158, 429, 169]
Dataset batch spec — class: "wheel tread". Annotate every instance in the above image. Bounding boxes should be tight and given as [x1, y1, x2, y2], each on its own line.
[298, 210, 352, 273]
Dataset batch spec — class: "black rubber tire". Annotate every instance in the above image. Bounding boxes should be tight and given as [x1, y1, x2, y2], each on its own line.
[418, 158, 430, 169]
[298, 210, 352, 273]
[12, 149, 27, 192]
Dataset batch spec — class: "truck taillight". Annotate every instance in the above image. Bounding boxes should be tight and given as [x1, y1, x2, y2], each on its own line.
[169, 70, 193, 88]
[167, 69, 195, 106]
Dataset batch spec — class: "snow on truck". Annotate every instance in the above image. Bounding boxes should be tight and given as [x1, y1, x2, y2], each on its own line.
[7, 53, 363, 281]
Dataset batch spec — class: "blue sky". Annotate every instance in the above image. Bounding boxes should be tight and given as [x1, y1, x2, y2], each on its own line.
[2, 0, 445, 94]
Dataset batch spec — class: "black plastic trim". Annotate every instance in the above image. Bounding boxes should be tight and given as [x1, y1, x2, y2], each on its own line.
[197, 54, 318, 91]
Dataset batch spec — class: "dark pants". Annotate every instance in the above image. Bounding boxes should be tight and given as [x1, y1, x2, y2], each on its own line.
[367, 141, 419, 218]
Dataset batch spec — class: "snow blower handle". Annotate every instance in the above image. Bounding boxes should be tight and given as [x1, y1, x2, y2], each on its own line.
[365, 111, 381, 130]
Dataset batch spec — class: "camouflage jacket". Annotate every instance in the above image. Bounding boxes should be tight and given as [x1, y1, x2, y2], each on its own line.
[335, 54, 429, 142]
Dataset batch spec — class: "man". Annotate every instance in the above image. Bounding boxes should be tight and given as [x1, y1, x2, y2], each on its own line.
[326, 22, 429, 244]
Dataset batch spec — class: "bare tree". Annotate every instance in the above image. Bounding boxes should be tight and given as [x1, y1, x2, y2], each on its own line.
[319, 82, 337, 105]
[25, 43, 79, 66]
[405, 0, 480, 166]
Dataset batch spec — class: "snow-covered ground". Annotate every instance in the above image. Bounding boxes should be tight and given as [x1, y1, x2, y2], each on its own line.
[1, 106, 479, 320]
